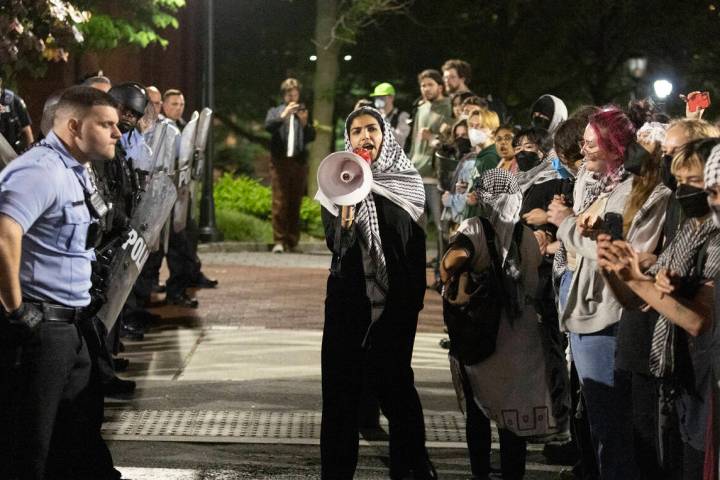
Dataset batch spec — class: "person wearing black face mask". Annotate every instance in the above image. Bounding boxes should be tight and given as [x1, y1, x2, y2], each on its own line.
[676, 183, 711, 218]
[441, 115, 500, 228]
[598, 138, 720, 479]
[661, 119, 720, 244]
[454, 136, 472, 158]
[602, 136, 674, 479]
[515, 150, 540, 172]
[530, 94, 568, 135]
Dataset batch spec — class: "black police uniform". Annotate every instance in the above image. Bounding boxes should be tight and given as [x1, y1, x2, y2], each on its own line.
[0, 87, 32, 153]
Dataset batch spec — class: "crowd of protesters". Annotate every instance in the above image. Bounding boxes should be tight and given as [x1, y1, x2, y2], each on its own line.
[325, 58, 720, 480]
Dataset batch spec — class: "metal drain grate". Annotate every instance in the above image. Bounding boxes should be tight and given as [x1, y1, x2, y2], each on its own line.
[102, 409, 467, 445]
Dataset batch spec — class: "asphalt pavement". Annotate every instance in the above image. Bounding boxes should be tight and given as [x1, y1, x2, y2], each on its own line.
[106, 251, 565, 479]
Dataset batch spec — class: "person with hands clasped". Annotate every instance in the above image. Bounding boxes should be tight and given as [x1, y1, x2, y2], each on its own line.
[316, 107, 436, 480]
[597, 138, 720, 479]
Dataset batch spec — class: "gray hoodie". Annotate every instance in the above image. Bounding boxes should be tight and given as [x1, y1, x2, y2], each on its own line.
[557, 176, 633, 333]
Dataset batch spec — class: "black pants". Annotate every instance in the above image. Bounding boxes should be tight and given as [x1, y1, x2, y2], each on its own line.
[570, 362, 600, 480]
[1, 321, 118, 480]
[463, 373, 527, 480]
[614, 369, 666, 479]
[320, 308, 429, 479]
[167, 219, 202, 298]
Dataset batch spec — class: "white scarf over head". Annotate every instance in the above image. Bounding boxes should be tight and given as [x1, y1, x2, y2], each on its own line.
[315, 107, 425, 324]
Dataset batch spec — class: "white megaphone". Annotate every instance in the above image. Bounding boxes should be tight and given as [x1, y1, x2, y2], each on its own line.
[317, 151, 373, 228]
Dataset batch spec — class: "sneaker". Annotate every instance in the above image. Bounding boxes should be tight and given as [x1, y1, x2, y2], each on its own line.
[272, 243, 284, 253]
[119, 323, 144, 341]
[151, 283, 166, 294]
[166, 294, 199, 309]
[190, 273, 218, 289]
[113, 357, 130, 372]
[103, 377, 136, 396]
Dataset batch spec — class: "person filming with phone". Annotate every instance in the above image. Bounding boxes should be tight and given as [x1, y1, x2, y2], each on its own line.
[265, 77, 316, 254]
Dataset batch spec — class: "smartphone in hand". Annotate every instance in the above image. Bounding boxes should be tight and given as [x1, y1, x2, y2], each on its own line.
[603, 212, 624, 241]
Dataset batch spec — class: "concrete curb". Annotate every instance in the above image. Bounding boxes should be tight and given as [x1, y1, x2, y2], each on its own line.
[198, 241, 329, 254]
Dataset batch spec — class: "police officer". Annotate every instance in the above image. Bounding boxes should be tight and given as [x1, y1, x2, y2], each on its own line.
[0, 72, 34, 152]
[0, 86, 122, 479]
[107, 82, 156, 340]
[81, 82, 152, 397]
[161, 88, 217, 308]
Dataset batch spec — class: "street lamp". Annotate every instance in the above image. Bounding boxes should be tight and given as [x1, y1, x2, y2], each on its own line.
[199, 0, 222, 242]
[653, 79, 673, 99]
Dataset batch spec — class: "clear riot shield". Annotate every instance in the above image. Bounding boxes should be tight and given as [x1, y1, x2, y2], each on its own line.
[172, 111, 199, 233]
[145, 120, 180, 252]
[192, 108, 213, 180]
[0, 132, 17, 168]
[189, 108, 213, 223]
[96, 173, 178, 330]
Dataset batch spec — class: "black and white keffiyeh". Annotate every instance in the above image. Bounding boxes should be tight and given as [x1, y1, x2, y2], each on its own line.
[647, 219, 720, 377]
[552, 163, 628, 279]
[515, 156, 562, 195]
[316, 107, 425, 324]
[705, 144, 720, 189]
[472, 168, 523, 262]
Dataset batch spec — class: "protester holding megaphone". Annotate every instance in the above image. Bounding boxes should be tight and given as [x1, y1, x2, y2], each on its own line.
[315, 106, 437, 479]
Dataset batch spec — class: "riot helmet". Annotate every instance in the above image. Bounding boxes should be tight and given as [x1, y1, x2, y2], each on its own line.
[109, 82, 149, 133]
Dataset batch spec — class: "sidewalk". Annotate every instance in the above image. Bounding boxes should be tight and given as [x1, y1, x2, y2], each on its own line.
[105, 252, 562, 479]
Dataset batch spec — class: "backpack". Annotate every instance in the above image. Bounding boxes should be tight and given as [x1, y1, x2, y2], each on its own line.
[442, 218, 525, 365]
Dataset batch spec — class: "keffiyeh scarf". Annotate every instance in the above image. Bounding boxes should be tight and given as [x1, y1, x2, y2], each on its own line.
[472, 168, 523, 262]
[516, 154, 562, 195]
[647, 219, 720, 377]
[705, 144, 720, 189]
[316, 107, 425, 324]
[552, 164, 628, 279]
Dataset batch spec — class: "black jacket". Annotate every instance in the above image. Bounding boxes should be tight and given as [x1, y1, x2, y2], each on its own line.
[265, 104, 316, 160]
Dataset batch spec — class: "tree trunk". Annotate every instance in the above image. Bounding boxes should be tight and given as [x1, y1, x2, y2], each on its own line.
[307, 0, 341, 196]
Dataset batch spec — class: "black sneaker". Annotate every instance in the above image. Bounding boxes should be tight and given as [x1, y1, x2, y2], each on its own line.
[166, 294, 199, 309]
[151, 283, 166, 294]
[103, 377, 136, 396]
[190, 273, 218, 289]
[120, 323, 144, 341]
[113, 357, 130, 372]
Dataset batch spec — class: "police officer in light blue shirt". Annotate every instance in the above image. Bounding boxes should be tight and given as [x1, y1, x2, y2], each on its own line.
[0, 86, 123, 480]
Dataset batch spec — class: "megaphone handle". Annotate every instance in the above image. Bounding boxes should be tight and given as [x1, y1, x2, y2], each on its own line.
[341, 205, 355, 229]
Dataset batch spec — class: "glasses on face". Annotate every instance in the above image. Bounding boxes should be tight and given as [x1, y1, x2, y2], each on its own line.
[495, 134, 514, 143]
[579, 139, 598, 151]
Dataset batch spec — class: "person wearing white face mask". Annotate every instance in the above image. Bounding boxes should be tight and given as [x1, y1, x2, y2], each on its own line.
[441, 110, 500, 225]
[369, 83, 411, 150]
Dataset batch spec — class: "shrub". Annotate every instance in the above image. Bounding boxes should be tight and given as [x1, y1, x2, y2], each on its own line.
[214, 173, 271, 219]
[215, 209, 273, 242]
[300, 197, 324, 238]
[213, 173, 323, 239]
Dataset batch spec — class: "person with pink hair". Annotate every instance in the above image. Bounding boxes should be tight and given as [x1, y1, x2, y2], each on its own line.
[547, 107, 639, 478]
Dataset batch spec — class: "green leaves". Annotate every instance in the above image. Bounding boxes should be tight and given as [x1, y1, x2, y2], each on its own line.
[213, 174, 324, 239]
[1, 0, 185, 77]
